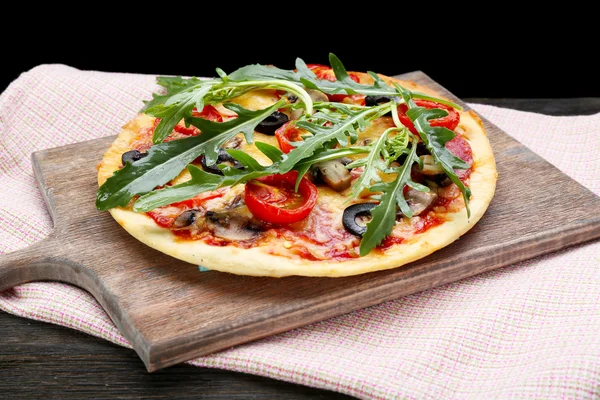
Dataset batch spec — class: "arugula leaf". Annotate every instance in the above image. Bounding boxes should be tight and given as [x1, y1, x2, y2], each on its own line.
[254, 142, 284, 163]
[280, 102, 391, 173]
[133, 166, 223, 212]
[146, 83, 214, 144]
[395, 84, 472, 217]
[132, 150, 278, 212]
[187, 101, 284, 163]
[346, 127, 401, 200]
[96, 102, 284, 211]
[229, 53, 462, 111]
[141, 76, 207, 111]
[359, 142, 425, 256]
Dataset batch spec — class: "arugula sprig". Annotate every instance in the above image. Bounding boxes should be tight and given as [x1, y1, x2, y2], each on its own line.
[359, 137, 428, 256]
[395, 84, 472, 217]
[145, 78, 313, 144]
[229, 53, 462, 110]
[346, 126, 409, 200]
[96, 101, 285, 211]
[280, 102, 393, 173]
[133, 143, 282, 212]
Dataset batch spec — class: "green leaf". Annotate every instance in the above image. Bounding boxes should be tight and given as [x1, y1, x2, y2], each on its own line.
[133, 166, 224, 212]
[359, 142, 422, 256]
[187, 100, 285, 164]
[96, 102, 284, 211]
[228, 53, 462, 111]
[142, 76, 205, 111]
[396, 84, 472, 217]
[146, 84, 213, 144]
[254, 142, 284, 163]
[280, 103, 390, 173]
[347, 127, 401, 200]
[133, 151, 278, 212]
[223, 149, 264, 170]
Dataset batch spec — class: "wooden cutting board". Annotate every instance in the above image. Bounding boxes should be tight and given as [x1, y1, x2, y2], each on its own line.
[2, 71, 600, 373]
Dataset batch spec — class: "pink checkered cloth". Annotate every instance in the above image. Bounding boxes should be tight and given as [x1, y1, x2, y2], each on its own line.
[1, 65, 600, 400]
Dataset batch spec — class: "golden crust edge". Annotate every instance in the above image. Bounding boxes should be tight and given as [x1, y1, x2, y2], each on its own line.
[97, 80, 497, 278]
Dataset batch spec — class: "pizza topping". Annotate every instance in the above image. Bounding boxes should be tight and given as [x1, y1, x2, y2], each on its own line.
[311, 160, 352, 192]
[97, 102, 286, 211]
[203, 208, 263, 242]
[419, 155, 445, 175]
[343, 203, 377, 237]
[405, 187, 438, 216]
[397, 99, 460, 134]
[199, 149, 244, 175]
[274, 121, 303, 154]
[121, 150, 148, 166]
[396, 86, 472, 217]
[244, 171, 318, 225]
[172, 209, 198, 228]
[255, 111, 289, 135]
[365, 95, 395, 107]
[289, 89, 329, 120]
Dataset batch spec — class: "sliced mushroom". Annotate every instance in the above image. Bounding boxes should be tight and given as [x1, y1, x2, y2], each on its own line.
[223, 136, 243, 149]
[418, 155, 453, 187]
[307, 89, 329, 103]
[312, 160, 352, 192]
[290, 89, 329, 120]
[405, 187, 438, 216]
[172, 209, 198, 229]
[204, 207, 263, 241]
[419, 155, 445, 175]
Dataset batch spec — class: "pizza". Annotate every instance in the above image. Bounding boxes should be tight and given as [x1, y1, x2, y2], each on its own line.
[96, 54, 497, 277]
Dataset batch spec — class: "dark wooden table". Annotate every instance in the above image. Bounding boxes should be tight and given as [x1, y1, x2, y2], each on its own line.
[1, 98, 599, 399]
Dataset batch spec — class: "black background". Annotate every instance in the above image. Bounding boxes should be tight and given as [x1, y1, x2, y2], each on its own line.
[2, 13, 598, 100]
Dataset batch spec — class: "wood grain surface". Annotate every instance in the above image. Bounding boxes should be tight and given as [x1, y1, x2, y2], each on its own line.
[2, 74, 600, 376]
[1, 98, 599, 400]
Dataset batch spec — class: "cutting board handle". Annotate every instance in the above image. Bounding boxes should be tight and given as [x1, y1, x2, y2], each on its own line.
[0, 236, 76, 291]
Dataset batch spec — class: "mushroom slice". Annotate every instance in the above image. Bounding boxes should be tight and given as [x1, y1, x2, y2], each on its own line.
[313, 160, 352, 192]
[419, 155, 445, 175]
[405, 187, 438, 216]
[204, 207, 263, 241]
[172, 209, 199, 229]
[290, 89, 329, 120]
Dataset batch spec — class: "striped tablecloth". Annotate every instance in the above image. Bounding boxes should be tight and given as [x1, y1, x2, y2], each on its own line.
[1, 65, 599, 399]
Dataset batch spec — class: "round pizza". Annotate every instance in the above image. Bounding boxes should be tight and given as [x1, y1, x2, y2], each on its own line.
[96, 54, 497, 277]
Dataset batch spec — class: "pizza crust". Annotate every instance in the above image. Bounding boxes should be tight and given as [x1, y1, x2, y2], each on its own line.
[98, 76, 497, 277]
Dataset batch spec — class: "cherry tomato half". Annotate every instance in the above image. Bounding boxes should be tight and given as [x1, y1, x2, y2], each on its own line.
[192, 104, 224, 122]
[275, 121, 303, 153]
[397, 99, 460, 134]
[306, 64, 365, 105]
[169, 105, 224, 136]
[244, 171, 318, 224]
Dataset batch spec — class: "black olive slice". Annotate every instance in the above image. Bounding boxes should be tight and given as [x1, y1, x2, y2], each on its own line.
[121, 150, 148, 166]
[343, 203, 377, 237]
[365, 95, 392, 107]
[365, 95, 400, 116]
[255, 111, 289, 135]
[200, 149, 244, 175]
